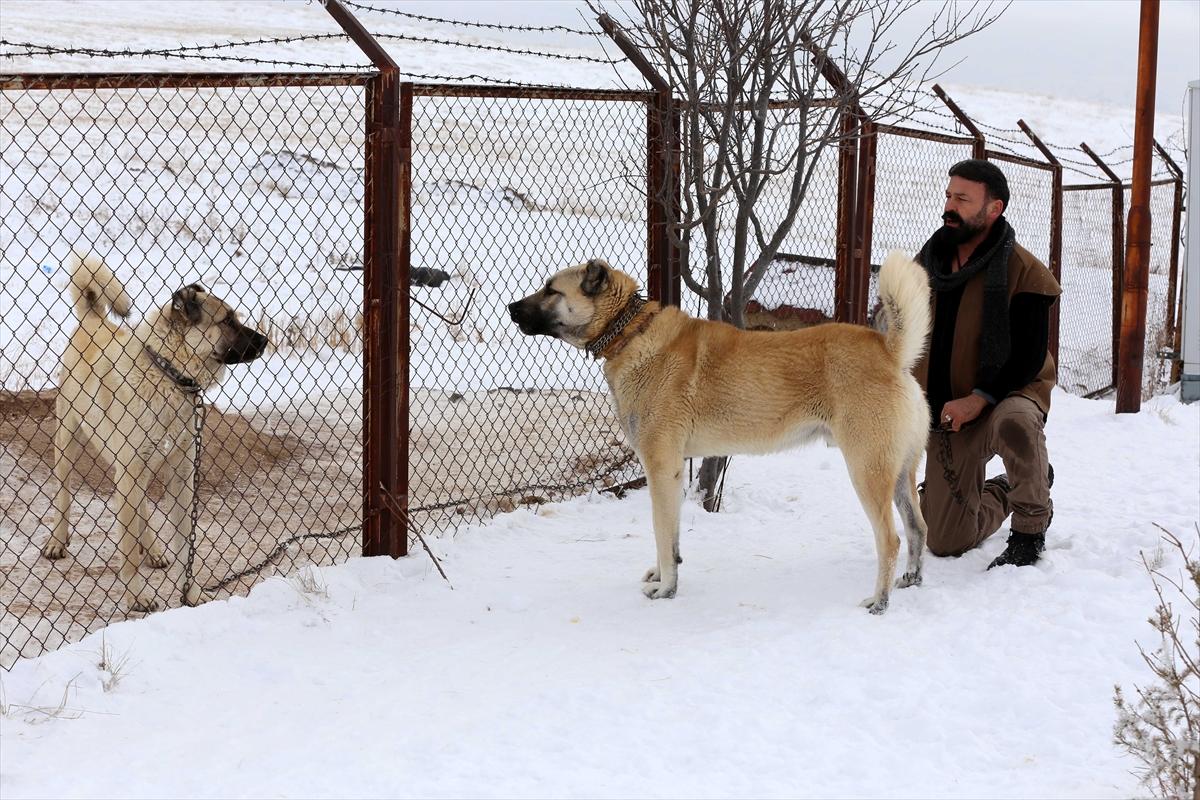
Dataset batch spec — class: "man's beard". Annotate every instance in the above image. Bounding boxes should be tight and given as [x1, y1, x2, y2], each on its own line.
[942, 209, 989, 244]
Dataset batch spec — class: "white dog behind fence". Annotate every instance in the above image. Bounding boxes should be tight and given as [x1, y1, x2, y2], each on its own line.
[42, 252, 267, 612]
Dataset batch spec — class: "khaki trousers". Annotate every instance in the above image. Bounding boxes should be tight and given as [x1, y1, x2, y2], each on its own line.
[920, 396, 1052, 557]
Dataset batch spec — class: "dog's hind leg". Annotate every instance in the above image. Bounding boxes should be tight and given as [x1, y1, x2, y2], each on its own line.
[894, 454, 927, 589]
[641, 446, 685, 599]
[43, 412, 81, 560]
[846, 457, 901, 614]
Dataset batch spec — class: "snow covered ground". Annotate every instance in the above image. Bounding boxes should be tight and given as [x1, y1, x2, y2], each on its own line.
[1, 2, 1198, 797]
[1, 388, 1197, 798]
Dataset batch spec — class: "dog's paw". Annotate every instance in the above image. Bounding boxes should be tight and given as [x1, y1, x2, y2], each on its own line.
[895, 571, 922, 589]
[642, 566, 660, 583]
[41, 540, 70, 560]
[860, 595, 889, 615]
[145, 544, 171, 570]
[126, 594, 160, 613]
[642, 580, 677, 599]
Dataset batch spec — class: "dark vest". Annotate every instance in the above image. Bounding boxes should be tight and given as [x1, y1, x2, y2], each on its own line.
[915, 243, 1062, 415]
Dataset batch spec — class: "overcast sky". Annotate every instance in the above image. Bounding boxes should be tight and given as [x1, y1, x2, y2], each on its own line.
[389, 0, 1200, 114]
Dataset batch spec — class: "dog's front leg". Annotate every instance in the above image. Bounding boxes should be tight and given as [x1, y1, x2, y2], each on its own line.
[641, 450, 684, 599]
[43, 413, 79, 559]
[115, 470, 157, 612]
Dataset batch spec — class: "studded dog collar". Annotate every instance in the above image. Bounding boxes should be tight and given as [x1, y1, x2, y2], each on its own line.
[144, 346, 202, 393]
[585, 295, 650, 360]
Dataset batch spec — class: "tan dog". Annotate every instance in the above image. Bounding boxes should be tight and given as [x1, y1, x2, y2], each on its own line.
[42, 253, 267, 611]
[509, 252, 932, 613]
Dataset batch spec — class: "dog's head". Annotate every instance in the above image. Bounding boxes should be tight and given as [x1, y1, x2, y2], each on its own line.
[168, 283, 269, 366]
[507, 259, 640, 349]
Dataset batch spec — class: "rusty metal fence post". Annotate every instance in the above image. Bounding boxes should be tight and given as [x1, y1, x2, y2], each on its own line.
[1114, 0, 1159, 413]
[1081, 142, 1127, 391]
[934, 84, 986, 159]
[325, 0, 408, 557]
[647, 89, 679, 306]
[599, 14, 678, 308]
[835, 109, 859, 323]
[853, 118, 878, 325]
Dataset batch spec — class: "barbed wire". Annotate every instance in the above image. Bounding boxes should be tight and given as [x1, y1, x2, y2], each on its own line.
[85, 33, 349, 56]
[6, 30, 619, 67]
[889, 94, 1180, 177]
[0, 40, 587, 88]
[0, 40, 370, 71]
[886, 108, 1141, 179]
[340, 0, 604, 37]
[372, 32, 623, 64]
[2, 38, 1170, 176]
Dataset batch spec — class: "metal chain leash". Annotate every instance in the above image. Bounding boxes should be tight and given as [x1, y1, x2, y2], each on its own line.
[185, 388, 206, 604]
[409, 448, 640, 514]
[177, 385, 362, 596]
[204, 526, 361, 594]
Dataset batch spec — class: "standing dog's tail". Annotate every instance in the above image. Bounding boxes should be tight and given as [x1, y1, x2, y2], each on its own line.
[67, 252, 132, 321]
[876, 251, 932, 372]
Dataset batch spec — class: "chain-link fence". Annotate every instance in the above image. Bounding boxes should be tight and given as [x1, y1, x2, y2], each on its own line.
[1060, 183, 1118, 396]
[1, 74, 660, 665]
[1138, 177, 1183, 399]
[405, 86, 651, 532]
[867, 125, 975, 316]
[990, 153, 1054, 269]
[865, 121, 1183, 401]
[673, 105, 844, 328]
[1057, 168, 1183, 399]
[0, 73, 371, 664]
[1, 62, 1185, 667]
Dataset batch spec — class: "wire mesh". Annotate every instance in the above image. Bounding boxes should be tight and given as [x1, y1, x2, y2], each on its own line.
[989, 154, 1054, 268]
[406, 88, 650, 532]
[1058, 185, 1116, 396]
[678, 107, 843, 327]
[1139, 178, 1184, 399]
[867, 128, 974, 313]
[1, 74, 368, 665]
[1, 66, 1184, 667]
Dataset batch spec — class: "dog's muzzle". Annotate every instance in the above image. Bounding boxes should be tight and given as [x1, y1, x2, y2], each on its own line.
[508, 299, 553, 337]
[222, 327, 269, 364]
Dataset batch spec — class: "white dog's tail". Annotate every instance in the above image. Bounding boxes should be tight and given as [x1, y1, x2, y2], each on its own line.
[876, 250, 931, 372]
[67, 252, 132, 321]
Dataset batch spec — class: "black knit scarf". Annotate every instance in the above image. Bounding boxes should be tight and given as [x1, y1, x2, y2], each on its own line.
[916, 216, 1015, 386]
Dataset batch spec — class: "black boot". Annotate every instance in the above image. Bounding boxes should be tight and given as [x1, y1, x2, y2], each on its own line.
[987, 530, 1046, 569]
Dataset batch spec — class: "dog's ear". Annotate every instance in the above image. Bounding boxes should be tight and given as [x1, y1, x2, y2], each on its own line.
[170, 284, 204, 325]
[581, 259, 609, 297]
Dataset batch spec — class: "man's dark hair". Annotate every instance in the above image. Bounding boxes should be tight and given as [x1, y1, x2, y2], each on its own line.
[948, 158, 1009, 210]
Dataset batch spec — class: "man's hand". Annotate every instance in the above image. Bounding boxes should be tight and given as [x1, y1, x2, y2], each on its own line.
[939, 394, 989, 432]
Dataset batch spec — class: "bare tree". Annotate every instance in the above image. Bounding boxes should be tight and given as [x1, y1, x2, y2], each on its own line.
[596, 0, 1005, 509]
